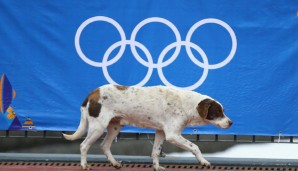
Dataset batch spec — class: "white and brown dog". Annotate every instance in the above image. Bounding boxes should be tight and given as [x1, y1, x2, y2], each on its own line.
[63, 84, 232, 170]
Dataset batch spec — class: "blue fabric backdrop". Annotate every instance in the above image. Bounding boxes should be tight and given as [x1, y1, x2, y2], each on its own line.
[0, 0, 297, 136]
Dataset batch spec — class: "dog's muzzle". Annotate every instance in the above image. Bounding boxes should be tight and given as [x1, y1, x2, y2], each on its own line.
[227, 120, 233, 128]
[216, 117, 233, 129]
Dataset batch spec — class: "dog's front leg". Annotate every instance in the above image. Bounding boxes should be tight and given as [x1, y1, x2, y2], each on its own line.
[151, 130, 165, 171]
[166, 133, 210, 166]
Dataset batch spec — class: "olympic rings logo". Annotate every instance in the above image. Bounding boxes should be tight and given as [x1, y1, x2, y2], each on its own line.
[75, 16, 237, 90]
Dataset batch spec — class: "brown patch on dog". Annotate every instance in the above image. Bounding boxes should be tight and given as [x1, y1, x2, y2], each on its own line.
[197, 99, 224, 120]
[82, 97, 88, 107]
[206, 100, 224, 120]
[110, 117, 121, 123]
[197, 99, 213, 118]
[88, 100, 101, 117]
[89, 88, 100, 102]
[114, 85, 129, 91]
[82, 88, 100, 107]
[81, 88, 101, 117]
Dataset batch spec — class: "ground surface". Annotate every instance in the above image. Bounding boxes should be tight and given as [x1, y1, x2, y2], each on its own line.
[0, 153, 297, 171]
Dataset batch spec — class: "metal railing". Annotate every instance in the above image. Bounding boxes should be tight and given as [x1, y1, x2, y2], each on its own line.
[1, 130, 298, 144]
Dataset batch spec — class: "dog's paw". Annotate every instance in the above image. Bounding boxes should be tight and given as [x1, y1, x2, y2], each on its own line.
[200, 159, 211, 167]
[111, 161, 122, 169]
[81, 163, 92, 170]
[153, 166, 166, 171]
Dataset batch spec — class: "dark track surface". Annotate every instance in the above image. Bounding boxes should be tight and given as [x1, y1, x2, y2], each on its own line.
[0, 163, 297, 171]
[0, 153, 297, 171]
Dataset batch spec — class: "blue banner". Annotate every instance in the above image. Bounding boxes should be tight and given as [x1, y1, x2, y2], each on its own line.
[0, 0, 297, 136]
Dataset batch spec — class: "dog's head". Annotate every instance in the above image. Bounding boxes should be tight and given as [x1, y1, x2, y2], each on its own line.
[197, 98, 232, 129]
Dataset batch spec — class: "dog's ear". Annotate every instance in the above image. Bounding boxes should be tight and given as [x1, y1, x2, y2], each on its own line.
[197, 99, 213, 118]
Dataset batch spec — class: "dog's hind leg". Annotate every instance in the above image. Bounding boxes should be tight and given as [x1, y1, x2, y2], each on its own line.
[152, 130, 165, 171]
[80, 108, 115, 170]
[100, 121, 122, 169]
[80, 128, 100, 170]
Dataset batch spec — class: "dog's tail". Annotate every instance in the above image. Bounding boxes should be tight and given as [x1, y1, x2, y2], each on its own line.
[63, 106, 88, 141]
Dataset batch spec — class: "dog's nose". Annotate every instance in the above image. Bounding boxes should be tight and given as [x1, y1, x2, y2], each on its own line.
[229, 120, 233, 126]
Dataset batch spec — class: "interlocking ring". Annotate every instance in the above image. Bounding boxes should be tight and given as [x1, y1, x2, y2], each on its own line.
[157, 41, 209, 91]
[75, 16, 126, 67]
[75, 16, 237, 90]
[130, 17, 182, 68]
[102, 40, 154, 87]
[185, 18, 237, 70]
